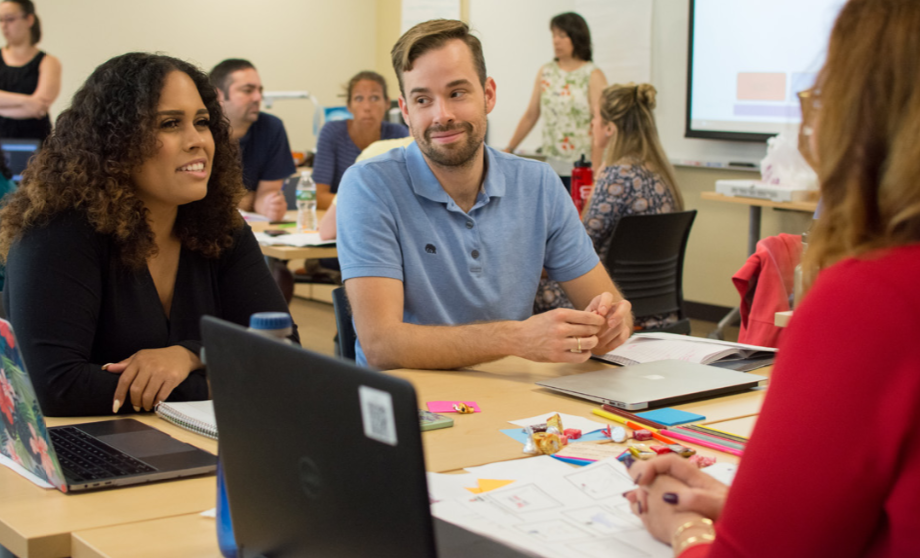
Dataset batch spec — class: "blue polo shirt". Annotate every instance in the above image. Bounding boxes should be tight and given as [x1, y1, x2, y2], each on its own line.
[337, 142, 599, 365]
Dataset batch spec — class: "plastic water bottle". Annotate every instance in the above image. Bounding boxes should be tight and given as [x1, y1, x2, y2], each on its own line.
[216, 312, 295, 558]
[295, 170, 317, 232]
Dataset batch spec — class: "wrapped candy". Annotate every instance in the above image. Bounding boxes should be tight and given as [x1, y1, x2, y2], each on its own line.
[546, 414, 564, 435]
[633, 429, 653, 441]
[650, 445, 673, 455]
[452, 403, 474, 414]
[533, 432, 562, 455]
[611, 426, 627, 443]
[688, 455, 717, 468]
[563, 428, 582, 440]
[668, 444, 697, 458]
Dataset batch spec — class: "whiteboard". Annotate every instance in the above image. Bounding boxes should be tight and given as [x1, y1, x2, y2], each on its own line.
[470, 0, 651, 153]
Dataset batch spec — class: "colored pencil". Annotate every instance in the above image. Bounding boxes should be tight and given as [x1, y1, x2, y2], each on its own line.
[687, 424, 749, 442]
[665, 429, 744, 456]
[669, 427, 746, 450]
[592, 408, 629, 426]
[601, 404, 669, 430]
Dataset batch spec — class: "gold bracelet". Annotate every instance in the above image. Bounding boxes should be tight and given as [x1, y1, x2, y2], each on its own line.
[674, 533, 716, 555]
[672, 517, 713, 541]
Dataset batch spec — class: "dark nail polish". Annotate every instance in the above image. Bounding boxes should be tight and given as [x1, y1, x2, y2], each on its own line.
[663, 492, 679, 504]
[637, 500, 643, 514]
[634, 473, 643, 485]
[622, 490, 632, 498]
[622, 455, 636, 469]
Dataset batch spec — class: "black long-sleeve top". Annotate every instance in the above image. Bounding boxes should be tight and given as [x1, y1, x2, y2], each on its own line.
[4, 211, 299, 416]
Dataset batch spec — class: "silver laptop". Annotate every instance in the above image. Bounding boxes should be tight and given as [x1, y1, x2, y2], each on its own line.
[537, 360, 767, 411]
[0, 318, 216, 493]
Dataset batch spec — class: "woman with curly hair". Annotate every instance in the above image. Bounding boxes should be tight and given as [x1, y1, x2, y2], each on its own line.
[0, 52, 297, 417]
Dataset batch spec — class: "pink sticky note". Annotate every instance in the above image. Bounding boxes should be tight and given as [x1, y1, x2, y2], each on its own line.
[426, 401, 481, 413]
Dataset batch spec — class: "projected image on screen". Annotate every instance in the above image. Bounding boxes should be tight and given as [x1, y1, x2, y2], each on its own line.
[687, 0, 844, 142]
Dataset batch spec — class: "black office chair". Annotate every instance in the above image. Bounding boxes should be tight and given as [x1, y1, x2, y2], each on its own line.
[601, 210, 697, 335]
[331, 286, 357, 360]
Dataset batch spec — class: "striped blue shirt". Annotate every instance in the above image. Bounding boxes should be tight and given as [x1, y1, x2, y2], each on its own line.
[312, 120, 408, 193]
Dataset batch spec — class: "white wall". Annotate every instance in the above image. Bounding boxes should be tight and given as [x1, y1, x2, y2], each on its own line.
[38, 0, 379, 151]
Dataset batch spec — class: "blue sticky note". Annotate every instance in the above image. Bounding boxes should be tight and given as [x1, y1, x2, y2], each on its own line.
[499, 428, 610, 445]
[636, 408, 705, 426]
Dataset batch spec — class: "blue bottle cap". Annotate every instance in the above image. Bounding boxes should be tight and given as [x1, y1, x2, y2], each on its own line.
[249, 312, 292, 330]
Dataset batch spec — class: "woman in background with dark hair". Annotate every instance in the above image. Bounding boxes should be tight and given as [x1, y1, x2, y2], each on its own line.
[0, 53, 296, 417]
[312, 70, 408, 210]
[0, 0, 60, 142]
[505, 12, 606, 188]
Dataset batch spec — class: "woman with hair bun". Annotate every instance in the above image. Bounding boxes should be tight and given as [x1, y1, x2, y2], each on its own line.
[0, 0, 60, 142]
[0, 53, 296, 417]
[534, 82, 683, 331]
[505, 12, 607, 189]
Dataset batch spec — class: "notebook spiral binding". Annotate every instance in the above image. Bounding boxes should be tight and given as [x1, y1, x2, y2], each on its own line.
[154, 402, 219, 440]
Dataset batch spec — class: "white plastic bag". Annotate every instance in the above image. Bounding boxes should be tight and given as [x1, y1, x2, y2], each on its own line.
[760, 131, 818, 190]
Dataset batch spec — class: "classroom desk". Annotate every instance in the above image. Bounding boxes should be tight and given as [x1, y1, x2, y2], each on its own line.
[249, 209, 338, 261]
[0, 357, 769, 558]
[700, 192, 818, 256]
[0, 415, 216, 558]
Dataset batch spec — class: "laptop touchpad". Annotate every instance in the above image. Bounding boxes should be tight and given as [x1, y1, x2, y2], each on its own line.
[98, 431, 192, 458]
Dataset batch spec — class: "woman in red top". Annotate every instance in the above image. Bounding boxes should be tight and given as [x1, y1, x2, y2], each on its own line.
[623, 0, 920, 556]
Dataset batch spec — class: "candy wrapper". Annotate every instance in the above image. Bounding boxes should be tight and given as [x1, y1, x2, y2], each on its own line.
[522, 425, 540, 455]
[533, 432, 562, 455]
[546, 413, 563, 435]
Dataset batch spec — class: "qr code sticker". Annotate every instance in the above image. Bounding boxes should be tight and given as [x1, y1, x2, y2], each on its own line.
[358, 385, 398, 446]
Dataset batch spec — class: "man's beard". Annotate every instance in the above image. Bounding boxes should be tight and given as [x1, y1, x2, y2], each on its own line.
[415, 120, 484, 168]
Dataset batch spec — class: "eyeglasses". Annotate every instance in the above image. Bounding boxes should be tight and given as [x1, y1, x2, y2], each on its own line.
[0, 14, 25, 25]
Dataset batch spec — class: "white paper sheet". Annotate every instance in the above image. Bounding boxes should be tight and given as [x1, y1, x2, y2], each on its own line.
[427, 472, 480, 502]
[253, 232, 336, 248]
[201, 507, 216, 518]
[433, 458, 671, 558]
[0, 453, 53, 489]
[463, 455, 576, 481]
[509, 413, 607, 434]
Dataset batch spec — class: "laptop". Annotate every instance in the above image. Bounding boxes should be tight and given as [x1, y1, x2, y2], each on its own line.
[201, 316, 529, 558]
[0, 138, 40, 182]
[537, 359, 767, 411]
[0, 319, 216, 493]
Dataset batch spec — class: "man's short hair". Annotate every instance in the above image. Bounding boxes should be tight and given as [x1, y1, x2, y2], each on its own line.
[390, 19, 487, 97]
[209, 59, 256, 97]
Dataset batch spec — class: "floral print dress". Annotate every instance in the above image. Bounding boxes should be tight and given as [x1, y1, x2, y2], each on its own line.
[540, 61, 597, 169]
[534, 164, 680, 330]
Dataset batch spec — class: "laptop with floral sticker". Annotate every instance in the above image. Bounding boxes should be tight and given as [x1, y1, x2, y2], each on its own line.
[0, 318, 215, 492]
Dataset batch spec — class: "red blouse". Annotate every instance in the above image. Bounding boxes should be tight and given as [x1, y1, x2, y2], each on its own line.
[683, 243, 920, 557]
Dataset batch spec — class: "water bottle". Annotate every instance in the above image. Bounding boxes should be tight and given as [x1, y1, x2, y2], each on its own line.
[295, 170, 317, 232]
[216, 312, 295, 558]
[571, 154, 594, 214]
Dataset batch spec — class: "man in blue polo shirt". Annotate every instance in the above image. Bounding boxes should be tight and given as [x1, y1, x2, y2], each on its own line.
[210, 59, 295, 222]
[337, 20, 633, 369]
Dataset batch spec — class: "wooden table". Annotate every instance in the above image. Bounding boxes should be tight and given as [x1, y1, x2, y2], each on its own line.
[249, 209, 337, 261]
[60, 357, 770, 558]
[0, 415, 216, 558]
[700, 192, 818, 256]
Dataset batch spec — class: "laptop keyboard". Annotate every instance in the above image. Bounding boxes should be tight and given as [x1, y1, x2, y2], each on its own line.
[49, 426, 157, 483]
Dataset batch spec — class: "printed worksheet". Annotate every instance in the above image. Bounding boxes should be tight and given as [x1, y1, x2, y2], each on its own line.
[431, 458, 671, 558]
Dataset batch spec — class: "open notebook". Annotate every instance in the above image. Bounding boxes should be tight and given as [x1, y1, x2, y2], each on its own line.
[594, 332, 777, 367]
[156, 401, 452, 441]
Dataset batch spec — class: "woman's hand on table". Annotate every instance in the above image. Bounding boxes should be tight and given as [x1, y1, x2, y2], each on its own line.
[105, 346, 201, 413]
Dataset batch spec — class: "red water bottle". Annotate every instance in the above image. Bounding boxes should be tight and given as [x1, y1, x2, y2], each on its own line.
[571, 154, 594, 213]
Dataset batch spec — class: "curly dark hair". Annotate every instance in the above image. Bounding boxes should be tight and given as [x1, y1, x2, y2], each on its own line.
[0, 52, 246, 268]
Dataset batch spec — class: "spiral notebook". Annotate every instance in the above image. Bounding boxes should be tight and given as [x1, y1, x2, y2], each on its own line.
[155, 400, 218, 440]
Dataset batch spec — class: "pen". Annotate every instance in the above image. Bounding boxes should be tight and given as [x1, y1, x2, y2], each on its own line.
[665, 429, 744, 456]
[601, 404, 668, 430]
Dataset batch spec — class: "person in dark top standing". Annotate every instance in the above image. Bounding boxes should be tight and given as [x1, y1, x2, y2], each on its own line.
[312, 70, 408, 209]
[209, 59, 295, 222]
[0, 53, 297, 417]
[0, 0, 60, 143]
